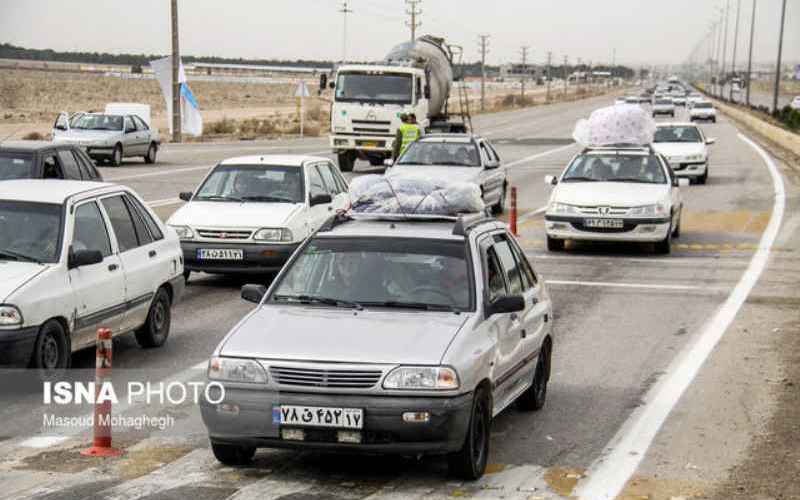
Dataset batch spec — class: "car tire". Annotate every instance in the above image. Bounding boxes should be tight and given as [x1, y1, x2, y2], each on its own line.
[367, 156, 384, 167]
[144, 143, 157, 164]
[655, 227, 672, 255]
[30, 320, 70, 373]
[211, 442, 256, 466]
[672, 212, 681, 238]
[183, 270, 191, 284]
[447, 387, 491, 480]
[491, 184, 507, 215]
[517, 342, 550, 411]
[337, 151, 355, 173]
[110, 144, 123, 167]
[712, 117, 717, 123]
[547, 236, 565, 252]
[135, 287, 171, 348]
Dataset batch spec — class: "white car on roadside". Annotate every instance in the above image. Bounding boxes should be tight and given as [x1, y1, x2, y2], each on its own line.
[652, 123, 715, 184]
[544, 145, 688, 254]
[791, 96, 800, 110]
[0, 180, 184, 370]
[689, 101, 717, 123]
[167, 155, 349, 279]
[652, 98, 676, 117]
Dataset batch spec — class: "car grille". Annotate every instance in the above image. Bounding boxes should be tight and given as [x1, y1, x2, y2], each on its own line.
[352, 119, 392, 126]
[269, 366, 383, 389]
[196, 229, 253, 240]
[575, 206, 629, 216]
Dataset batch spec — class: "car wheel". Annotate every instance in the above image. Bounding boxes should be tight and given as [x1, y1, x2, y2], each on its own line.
[448, 387, 490, 480]
[712, 117, 717, 123]
[698, 169, 708, 185]
[31, 320, 70, 374]
[144, 143, 157, 164]
[135, 288, 171, 348]
[110, 144, 123, 167]
[547, 236, 565, 252]
[655, 226, 672, 255]
[517, 342, 550, 411]
[672, 212, 681, 238]
[491, 184, 507, 215]
[183, 270, 191, 284]
[337, 151, 355, 173]
[211, 442, 256, 466]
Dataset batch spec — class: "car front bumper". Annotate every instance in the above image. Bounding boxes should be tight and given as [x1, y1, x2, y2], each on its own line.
[0, 325, 39, 367]
[690, 114, 716, 120]
[669, 161, 707, 178]
[331, 134, 395, 153]
[201, 389, 473, 455]
[85, 146, 116, 159]
[545, 215, 671, 242]
[181, 241, 299, 274]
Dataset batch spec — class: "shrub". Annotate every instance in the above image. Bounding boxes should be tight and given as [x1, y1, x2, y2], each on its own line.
[22, 131, 44, 140]
[206, 117, 237, 135]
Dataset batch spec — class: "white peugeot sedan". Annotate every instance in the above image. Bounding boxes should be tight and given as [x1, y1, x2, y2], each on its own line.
[652, 123, 716, 184]
[689, 101, 717, 123]
[544, 145, 688, 254]
[168, 156, 349, 279]
[386, 134, 508, 214]
[0, 180, 184, 370]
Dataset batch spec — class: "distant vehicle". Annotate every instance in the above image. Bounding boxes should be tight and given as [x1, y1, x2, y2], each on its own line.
[0, 141, 102, 182]
[0, 180, 184, 369]
[625, 96, 640, 105]
[687, 94, 704, 109]
[615, 97, 628, 105]
[52, 103, 160, 166]
[201, 211, 554, 480]
[652, 123, 716, 185]
[689, 101, 717, 123]
[652, 98, 676, 117]
[387, 134, 508, 214]
[671, 95, 687, 106]
[167, 155, 349, 279]
[791, 96, 800, 110]
[543, 145, 688, 254]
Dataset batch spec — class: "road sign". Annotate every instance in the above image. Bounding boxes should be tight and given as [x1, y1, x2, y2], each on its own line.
[294, 81, 310, 98]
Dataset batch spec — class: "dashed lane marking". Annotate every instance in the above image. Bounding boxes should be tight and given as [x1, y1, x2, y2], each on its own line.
[545, 280, 722, 292]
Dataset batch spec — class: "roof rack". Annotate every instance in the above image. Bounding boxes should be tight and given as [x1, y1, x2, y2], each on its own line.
[582, 143, 655, 155]
[452, 212, 495, 236]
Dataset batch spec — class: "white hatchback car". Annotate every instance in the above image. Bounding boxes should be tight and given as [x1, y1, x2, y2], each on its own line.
[652, 123, 716, 184]
[168, 156, 349, 278]
[544, 146, 688, 254]
[0, 180, 184, 370]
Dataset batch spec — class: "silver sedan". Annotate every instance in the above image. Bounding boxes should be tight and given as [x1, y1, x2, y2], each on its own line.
[53, 112, 160, 166]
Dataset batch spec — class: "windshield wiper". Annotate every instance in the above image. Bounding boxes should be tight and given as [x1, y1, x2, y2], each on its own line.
[241, 195, 295, 203]
[0, 249, 42, 264]
[195, 195, 243, 202]
[273, 294, 363, 310]
[361, 301, 459, 313]
[562, 176, 599, 182]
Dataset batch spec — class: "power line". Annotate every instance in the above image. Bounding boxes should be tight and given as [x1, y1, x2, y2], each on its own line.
[405, 0, 422, 42]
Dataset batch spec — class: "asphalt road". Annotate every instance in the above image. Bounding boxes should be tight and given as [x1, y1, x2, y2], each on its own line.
[0, 95, 787, 500]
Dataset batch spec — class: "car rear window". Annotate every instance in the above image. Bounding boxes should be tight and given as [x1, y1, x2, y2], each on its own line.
[0, 152, 35, 180]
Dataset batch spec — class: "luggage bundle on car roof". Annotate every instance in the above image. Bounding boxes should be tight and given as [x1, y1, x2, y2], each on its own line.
[347, 174, 486, 218]
[573, 104, 657, 148]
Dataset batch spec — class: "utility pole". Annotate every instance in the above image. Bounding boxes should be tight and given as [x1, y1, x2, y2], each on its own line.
[563, 55, 568, 96]
[478, 34, 490, 112]
[339, 1, 353, 63]
[773, 0, 787, 113]
[730, 0, 742, 101]
[721, 0, 730, 94]
[520, 45, 529, 101]
[170, 0, 181, 143]
[405, 0, 422, 43]
[716, 7, 724, 95]
[745, 0, 756, 106]
[546, 51, 552, 101]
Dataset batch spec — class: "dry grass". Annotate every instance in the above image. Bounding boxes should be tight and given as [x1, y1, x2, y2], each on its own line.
[21, 131, 44, 140]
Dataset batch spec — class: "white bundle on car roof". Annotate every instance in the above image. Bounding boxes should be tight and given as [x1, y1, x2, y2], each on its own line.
[348, 174, 485, 216]
[573, 104, 656, 147]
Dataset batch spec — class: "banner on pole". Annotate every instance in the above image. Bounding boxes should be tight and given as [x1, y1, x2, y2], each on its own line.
[150, 56, 203, 136]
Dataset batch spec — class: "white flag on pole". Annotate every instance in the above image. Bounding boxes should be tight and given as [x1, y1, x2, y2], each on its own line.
[150, 56, 203, 137]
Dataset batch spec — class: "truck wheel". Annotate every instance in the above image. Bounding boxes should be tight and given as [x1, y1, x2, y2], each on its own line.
[31, 320, 70, 373]
[211, 442, 255, 465]
[337, 151, 355, 173]
[135, 288, 171, 348]
[110, 144, 123, 167]
[447, 388, 490, 480]
[144, 143, 157, 164]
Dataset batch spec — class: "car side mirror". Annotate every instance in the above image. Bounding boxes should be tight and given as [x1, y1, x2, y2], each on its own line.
[68, 248, 103, 269]
[319, 73, 328, 90]
[179, 192, 193, 201]
[328, 81, 335, 90]
[487, 295, 525, 316]
[310, 193, 333, 206]
[424, 84, 431, 99]
[706, 138, 716, 145]
[55, 124, 67, 131]
[544, 175, 558, 186]
[241, 284, 267, 304]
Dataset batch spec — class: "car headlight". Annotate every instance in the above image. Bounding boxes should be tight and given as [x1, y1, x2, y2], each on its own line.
[549, 202, 579, 215]
[208, 357, 268, 384]
[383, 366, 459, 390]
[628, 203, 668, 217]
[687, 154, 705, 162]
[169, 225, 194, 240]
[253, 228, 293, 242]
[0, 305, 23, 326]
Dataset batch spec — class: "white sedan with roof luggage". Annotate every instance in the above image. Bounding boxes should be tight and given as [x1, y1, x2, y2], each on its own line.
[0, 180, 184, 370]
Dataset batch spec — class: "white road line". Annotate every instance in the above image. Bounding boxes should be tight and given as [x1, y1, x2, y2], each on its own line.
[504, 142, 576, 168]
[545, 280, 713, 291]
[19, 436, 70, 448]
[575, 133, 786, 499]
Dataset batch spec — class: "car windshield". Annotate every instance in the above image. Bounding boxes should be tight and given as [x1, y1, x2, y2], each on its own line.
[195, 164, 305, 203]
[335, 72, 412, 104]
[694, 103, 712, 109]
[398, 141, 481, 166]
[0, 200, 63, 263]
[72, 114, 123, 131]
[562, 154, 667, 184]
[270, 237, 473, 311]
[0, 153, 35, 180]
[654, 127, 702, 143]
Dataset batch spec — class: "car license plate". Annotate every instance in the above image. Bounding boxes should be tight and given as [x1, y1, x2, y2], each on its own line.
[361, 141, 379, 148]
[197, 248, 244, 260]
[273, 405, 364, 429]
[585, 218, 624, 229]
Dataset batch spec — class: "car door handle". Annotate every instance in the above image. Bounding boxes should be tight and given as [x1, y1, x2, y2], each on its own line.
[108, 264, 118, 272]
[531, 297, 539, 306]
[148, 250, 157, 258]
[510, 312, 519, 322]
[521, 329, 527, 339]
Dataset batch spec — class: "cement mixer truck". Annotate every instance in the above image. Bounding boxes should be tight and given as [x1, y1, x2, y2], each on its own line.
[323, 35, 471, 172]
